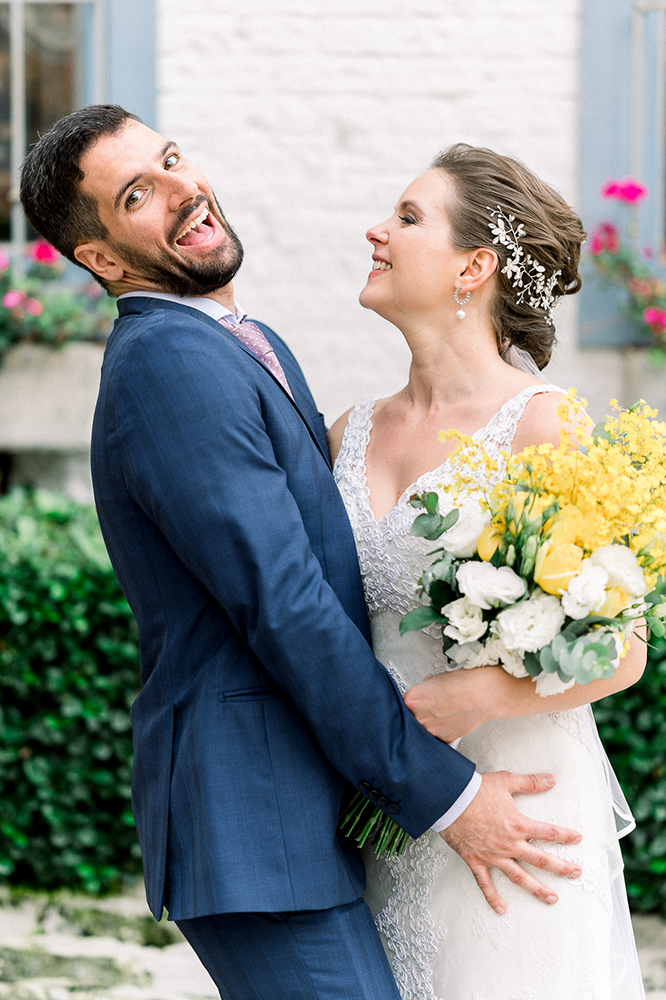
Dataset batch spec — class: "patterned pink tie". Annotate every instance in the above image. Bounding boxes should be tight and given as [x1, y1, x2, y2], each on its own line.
[219, 315, 293, 398]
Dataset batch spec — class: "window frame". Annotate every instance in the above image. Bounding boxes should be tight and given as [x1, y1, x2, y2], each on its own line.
[579, 0, 666, 347]
[3, 0, 155, 254]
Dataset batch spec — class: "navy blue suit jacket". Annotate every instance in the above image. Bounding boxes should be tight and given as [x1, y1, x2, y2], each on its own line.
[91, 296, 475, 920]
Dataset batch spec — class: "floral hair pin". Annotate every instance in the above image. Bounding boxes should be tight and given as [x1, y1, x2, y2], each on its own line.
[487, 205, 562, 323]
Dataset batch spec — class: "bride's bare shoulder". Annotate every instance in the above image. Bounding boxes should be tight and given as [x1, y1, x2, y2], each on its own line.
[512, 389, 592, 453]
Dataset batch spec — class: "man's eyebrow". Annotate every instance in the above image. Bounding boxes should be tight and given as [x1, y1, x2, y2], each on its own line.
[113, 141, 178, 210]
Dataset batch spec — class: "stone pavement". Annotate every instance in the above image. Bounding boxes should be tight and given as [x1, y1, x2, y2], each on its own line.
[0, 885, 664, 998]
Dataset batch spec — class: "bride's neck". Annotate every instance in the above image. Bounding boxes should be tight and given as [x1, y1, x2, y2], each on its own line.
[400, 316, 505, 409]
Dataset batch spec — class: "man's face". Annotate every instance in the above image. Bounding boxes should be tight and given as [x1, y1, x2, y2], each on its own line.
[77, 120, 243, 295]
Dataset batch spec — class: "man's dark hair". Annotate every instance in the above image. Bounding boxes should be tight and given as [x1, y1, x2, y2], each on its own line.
[19, 104, 141, 283]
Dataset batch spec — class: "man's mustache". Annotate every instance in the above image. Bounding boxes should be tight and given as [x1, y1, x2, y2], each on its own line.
[169, 193, 224, 245]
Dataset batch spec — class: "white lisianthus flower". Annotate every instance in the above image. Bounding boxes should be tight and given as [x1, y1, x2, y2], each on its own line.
[468, 635, 530, 677]
[561, 560, 609, 619]
[456, 561, 526, 610]
[441, 596, 488, 643]
[495, 591, 565, 653]
[447, 640, 484, 668]
[590, 544, 647, 597]
[534, 672, 576, 697]
[440, 508, 491, 559]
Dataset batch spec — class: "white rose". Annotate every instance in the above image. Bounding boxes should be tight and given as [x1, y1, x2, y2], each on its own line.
[534, 672, 576, 697]
[440, 508, 491, 559]
[561, 560, 609, 619]
[495, 590, 565, 653]
[590, 544, 647, 597]
[456, 562, 526, 610]
[441, 596, 488, 643]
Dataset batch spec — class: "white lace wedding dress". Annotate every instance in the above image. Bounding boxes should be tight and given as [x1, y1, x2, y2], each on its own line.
[333, 385, 645, 1000]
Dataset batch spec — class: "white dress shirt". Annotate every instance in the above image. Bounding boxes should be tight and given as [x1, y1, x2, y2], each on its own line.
[118, 290, 481, 832]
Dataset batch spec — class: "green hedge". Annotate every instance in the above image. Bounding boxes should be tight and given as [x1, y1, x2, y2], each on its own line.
[0, 489, 141, 894]
[595, 624, 666, 916]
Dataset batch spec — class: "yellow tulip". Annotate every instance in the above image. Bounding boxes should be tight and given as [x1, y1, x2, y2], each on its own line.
[598, 587, 630, 619]
[545, 505, 585, 546]
[533, 540, 584, 595]
[477, 524, 503, 562]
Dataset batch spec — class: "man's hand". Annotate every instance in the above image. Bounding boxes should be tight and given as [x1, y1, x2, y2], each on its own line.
[441, 771, 582, 913]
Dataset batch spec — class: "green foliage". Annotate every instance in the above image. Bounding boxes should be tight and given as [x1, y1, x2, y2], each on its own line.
[0, 242, 115, 368]
[0, 489, 141, 894]
[594, 615, 666, 915]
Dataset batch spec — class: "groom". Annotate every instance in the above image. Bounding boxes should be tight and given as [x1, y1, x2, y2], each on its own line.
[20, 106, 582, 1000]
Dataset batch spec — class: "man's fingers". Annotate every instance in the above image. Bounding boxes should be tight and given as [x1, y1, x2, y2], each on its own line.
[515, 844, 582, 880]
[520, 819, 582, 846]
[494, 859, 559, 905]
[467, 862, 506, 915]
[506, 771, 556, 795]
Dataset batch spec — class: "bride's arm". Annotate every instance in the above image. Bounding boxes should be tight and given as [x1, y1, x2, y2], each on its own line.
[404, 626, 647, 744]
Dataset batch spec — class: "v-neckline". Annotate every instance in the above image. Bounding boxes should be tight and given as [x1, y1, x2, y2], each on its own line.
[360, 385, 546, 525]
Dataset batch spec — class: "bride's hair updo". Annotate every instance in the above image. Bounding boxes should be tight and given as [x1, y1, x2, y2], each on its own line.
[430, 143, 586, 369]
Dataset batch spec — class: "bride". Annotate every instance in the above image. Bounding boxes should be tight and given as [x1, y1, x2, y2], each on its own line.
[329, 144, 647, 999]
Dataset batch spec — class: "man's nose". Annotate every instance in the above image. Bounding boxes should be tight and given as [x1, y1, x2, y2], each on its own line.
[166, 172, 200, 210]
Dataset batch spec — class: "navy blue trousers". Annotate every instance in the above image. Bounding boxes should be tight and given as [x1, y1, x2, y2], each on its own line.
[176, 898, 401, 1000]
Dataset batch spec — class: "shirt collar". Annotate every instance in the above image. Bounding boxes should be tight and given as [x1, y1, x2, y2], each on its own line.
[118, 290, 247, 324]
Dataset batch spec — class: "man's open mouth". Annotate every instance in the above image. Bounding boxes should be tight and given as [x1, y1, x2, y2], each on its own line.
[175, 206, 215, 247]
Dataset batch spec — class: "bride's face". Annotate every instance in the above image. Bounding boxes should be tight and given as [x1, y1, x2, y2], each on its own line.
[359, 169, 468, 325]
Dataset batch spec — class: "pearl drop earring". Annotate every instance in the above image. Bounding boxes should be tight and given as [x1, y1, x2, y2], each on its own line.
[454, 286, 470, 319]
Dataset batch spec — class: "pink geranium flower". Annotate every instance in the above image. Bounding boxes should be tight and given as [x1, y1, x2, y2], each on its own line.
[0, 250, 11, 273]
[24, 297, 44, 317]
[644, 307, 661, 326]
[27, 240, 61, 266]
[2, 289, 25, 309]
[601, 178, 648, 204]
[589, 222, 619, 255]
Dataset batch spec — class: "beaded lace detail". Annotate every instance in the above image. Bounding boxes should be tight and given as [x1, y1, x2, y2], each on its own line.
[333, 385, 562, 621]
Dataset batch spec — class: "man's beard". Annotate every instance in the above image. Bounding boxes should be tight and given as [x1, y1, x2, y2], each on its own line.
[110, 198, 244, 297]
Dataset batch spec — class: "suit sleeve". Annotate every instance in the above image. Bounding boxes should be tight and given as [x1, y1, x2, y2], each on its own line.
[113, 321, 476, 837]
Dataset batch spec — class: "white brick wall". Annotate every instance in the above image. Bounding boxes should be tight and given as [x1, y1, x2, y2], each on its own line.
[157, 0, 652, 424]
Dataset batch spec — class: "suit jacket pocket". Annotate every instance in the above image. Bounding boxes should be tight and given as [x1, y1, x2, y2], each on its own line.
[218, 684, 284, 702]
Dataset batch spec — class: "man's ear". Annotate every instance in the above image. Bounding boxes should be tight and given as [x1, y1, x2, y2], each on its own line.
[74, 242, 125, 283]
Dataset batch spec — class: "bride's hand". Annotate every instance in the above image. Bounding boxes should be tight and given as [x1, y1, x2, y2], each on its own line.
[403, 667, 506, 743]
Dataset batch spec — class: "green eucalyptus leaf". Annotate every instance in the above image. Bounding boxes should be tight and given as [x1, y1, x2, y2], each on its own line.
[400, 606, 444, 634]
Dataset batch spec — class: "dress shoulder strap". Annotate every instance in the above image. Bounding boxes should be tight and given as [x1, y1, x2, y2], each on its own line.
[478, 383, 567, 457]
[332, 394, 379, 477]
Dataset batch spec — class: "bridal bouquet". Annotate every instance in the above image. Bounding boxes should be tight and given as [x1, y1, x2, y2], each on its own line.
[400, 393, 666, 695]
[340, 393, 666, 858]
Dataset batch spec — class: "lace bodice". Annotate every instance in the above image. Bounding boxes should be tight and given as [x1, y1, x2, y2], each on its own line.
[333, 384, 564, 621]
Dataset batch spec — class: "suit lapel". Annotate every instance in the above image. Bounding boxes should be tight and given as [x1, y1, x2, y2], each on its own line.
[115, 297, 332, 470]
[229, 336, 332, 469]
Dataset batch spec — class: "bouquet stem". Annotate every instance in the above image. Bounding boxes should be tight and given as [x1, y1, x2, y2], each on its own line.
[338, 789, 410, 859]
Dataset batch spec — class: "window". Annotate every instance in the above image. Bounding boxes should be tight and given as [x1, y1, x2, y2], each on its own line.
[579, 0, 666, 346]
[0, 0, 156, 252]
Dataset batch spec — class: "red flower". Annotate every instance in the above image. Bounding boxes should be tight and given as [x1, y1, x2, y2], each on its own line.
[601, 178, 648, 204]
[644, 306, 661, 326]
[589, 222, 619, 255]
[27, 240, 61, 266]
